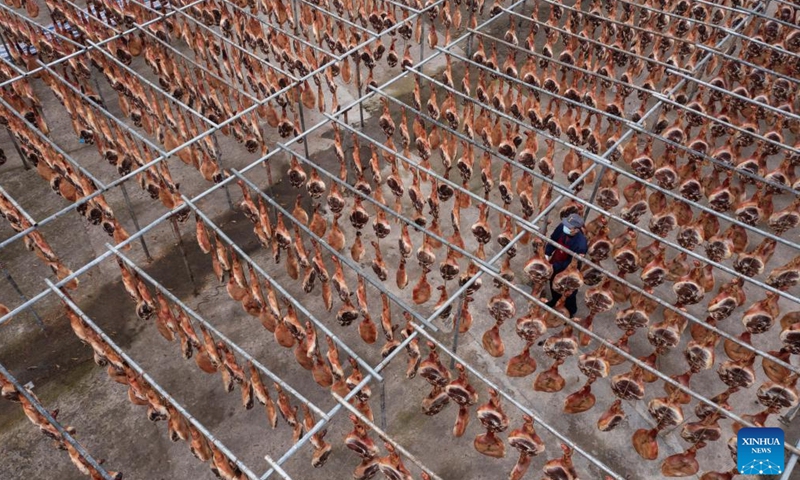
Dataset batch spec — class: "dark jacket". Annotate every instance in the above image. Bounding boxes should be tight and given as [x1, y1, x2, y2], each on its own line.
[545, 227, 588, 274]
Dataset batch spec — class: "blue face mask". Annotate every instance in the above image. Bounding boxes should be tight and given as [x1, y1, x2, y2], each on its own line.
[563, 225, 573, 235]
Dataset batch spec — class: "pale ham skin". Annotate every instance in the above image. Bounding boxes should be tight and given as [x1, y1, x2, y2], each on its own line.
[302, 403, 332, 467]
[377, 442, 413, 480]
[767, 254, 800, 291]
[249, 362, 278, 428]
[543, 444, 577, 480]
[699, 469, 739, 480]
[419, 342, 451, 387]
[274, 382, 302, 442]
[482, 318, 505, 358]
[661, 444, 702, 477]
[345, 414, 378, 460]
[598, 399, 626, 432]
[734, 238, 777, 278]
[412, 267, 432, 304]
[769, 198, 800, 234]
[330, 256, 349, 301]
[742, 292, 780, 334]
[445, 363, 478, 406]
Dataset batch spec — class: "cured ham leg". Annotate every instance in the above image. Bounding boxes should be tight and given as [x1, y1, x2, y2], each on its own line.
[508, 414, 545, 480]
[474, 389, 508, 458]
[445, 363, 478, 436]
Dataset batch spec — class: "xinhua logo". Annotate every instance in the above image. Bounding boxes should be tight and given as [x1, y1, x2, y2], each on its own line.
[738, 427, 784, 476]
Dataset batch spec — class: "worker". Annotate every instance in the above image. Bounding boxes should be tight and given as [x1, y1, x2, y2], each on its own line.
[545, 213, 588, 318]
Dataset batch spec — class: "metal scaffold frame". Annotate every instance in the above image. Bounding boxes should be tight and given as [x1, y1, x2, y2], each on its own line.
[2, 0, 800, 477]
[0, 361, 119, 480]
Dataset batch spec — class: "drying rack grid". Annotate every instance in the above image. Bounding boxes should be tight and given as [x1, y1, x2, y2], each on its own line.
[1, 0, 799, 477]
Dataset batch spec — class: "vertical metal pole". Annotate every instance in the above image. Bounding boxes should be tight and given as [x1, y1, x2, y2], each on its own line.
[465, 7, 477, 59]
[212, 134, 236, 210]
[288, 0, 313, 158]
[34, 105, 50, 136]
[448, 294, 466, 369]
[295, 93, 312, 160]
[355, 58, 365, 128]
[780, 438, 800, 480]
[343, 87, 350, 125]
[0, 261, 45, 330]
[169, 217, 199, 295]
[780, 403, 800, 426]
[6, 129, 30, 169]
[119, 183, 153, 262]
[419, 20, 426, 63]
[92, 76, 107, 107]
[379, 381, 387, 431]
[582, 165, 607, 221]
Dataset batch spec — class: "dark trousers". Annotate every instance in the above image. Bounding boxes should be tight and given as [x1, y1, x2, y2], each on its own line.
[547, 275, 578, 318]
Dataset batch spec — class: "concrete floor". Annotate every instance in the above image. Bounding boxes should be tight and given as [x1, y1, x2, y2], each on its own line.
[2, 0, 800, 479]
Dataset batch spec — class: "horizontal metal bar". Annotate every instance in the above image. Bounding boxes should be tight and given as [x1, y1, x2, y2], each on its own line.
[47, 279, 260, 479]
[107, 243, 329, 419]
[410, 55, 800, 253]
[453, 33, 800, 197]
[296, 0, 376, 38]
[0, 50, 26, 75]
[458, 256, 800, 458]
[167, 7, 297, 81]
[0, 362, 118, 480]
[0, 185, 36, 226]
[407, 323, 626, 479]
[612, 0, 756, 42]
[182, 196, 384, 382]
[0, 4, 217, 128]
[392, 67, 800, 304]
[332, 392, 444, 480]
[325, 112, 549, 244]
[32, 56, 171, 159]
[274, 143, 499, 273]
[715, 19, 800, 62]
[231, 169, 439, 333]
[500, 6, 694, 76]
[692, 0, 800, 33]
[381, 0, 421, 13]
[0, 0, 444, 328]
[0, 0, 450, 258]
[263, 455, 294, 480]
[0, 95, 108, 190]
[367, 75, 800, 368]
[502, 6, 800, 125]
[526, 0, 714, 54]
[761, 0, 800, 12]
[78, 0, 261, 104]
[0, 0, 207, 89]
